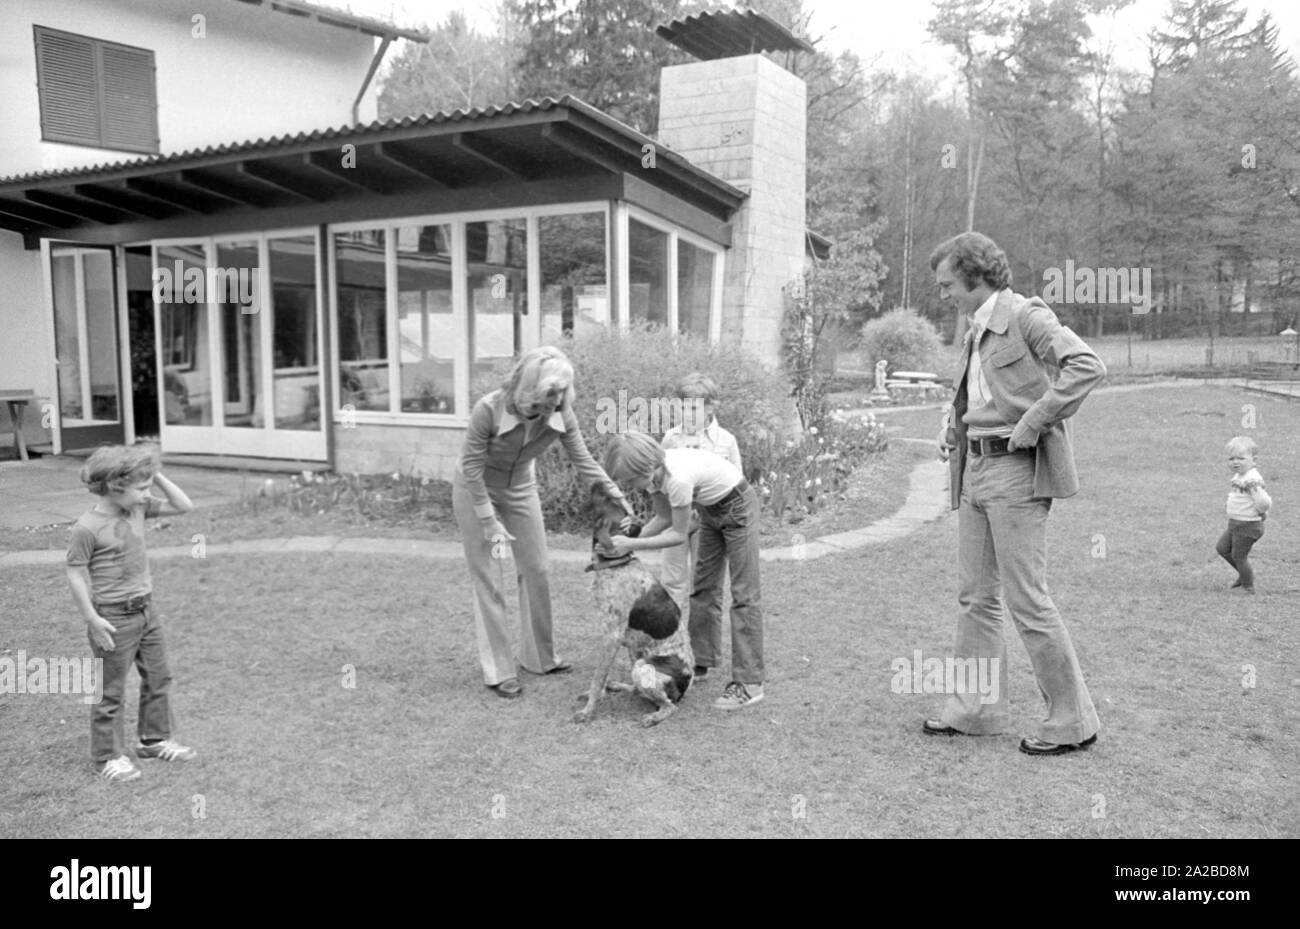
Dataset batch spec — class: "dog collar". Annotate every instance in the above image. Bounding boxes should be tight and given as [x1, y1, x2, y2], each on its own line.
[586, 554, 636, 572]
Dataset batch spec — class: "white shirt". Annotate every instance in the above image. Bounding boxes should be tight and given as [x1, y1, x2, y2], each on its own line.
[657, 447, 743, 509]
[661, 418, 744, 471]
[965, 292, 998, 413]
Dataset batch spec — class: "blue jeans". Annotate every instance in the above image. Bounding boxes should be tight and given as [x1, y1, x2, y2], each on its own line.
[690, 484, 764, 684]
[87, 603, 176, 763]
[940, 452, 1099, 743]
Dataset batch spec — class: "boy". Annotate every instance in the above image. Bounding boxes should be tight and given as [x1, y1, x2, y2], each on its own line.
[604, 433, 765, 710]
[659, 374, 743, 678]
[66, 445, 196, 781]
[1216, 435, 1272, 593]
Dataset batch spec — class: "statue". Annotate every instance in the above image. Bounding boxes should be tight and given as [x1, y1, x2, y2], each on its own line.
[870, 359, 892, 403]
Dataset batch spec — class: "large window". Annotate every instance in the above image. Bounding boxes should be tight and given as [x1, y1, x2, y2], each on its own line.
[33, 26, 158, 153]
[540, 212, 607, 342]
[467, 218, 528, 391]
[628, 218, 669, 327]
[335, 229, 388, 412]
[677, 239, 715, 340]
[397, 224, 455, 414]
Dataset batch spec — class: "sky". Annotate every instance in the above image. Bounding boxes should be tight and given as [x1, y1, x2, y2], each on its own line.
[335, 0, 1300, 90]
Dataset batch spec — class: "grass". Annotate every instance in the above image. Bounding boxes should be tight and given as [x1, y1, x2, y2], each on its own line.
[1, 384, 1296, 837]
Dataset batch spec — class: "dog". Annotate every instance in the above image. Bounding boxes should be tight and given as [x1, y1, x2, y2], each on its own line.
[572, 484, 694, 727]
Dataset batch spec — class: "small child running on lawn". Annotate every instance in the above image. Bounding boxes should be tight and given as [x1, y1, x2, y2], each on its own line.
[1216, 435, 1272, 593]
[66, 445, 196, 781]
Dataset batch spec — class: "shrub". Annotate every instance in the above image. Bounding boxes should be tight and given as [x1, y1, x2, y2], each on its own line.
[521, 323, 797, 531]
[860, 308, 945, 375]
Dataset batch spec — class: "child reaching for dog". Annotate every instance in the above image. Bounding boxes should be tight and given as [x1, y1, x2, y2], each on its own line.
[1216, 435, 1271, 593]
[66, 445, 196, 781]
[603, 432, 765, 710]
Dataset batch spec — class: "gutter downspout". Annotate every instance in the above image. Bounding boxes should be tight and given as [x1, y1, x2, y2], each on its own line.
[352, 35, 393, 125]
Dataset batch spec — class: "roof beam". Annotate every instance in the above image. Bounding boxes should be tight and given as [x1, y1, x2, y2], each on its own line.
[178, 169, 268, 207]
[74, 183, 177, 219]
[124, 178, 209, 213]
[25, 190, 127, 224]
[302, 151, 388, 193]
[371, 142, 451, 187]
[0, 197, 81, 227]
[540, 124, 625, 177]
[235, 162, 330, 202]
[451, 133, 526, 180]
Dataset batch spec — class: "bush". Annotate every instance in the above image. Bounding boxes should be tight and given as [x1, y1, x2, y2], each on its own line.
[519, 323, 797, 531]
[860, 308, 945, 375]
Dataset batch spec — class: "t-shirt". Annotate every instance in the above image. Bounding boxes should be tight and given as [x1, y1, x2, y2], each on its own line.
[1227, 468, 1269, 521]
[657, 447, 742, 509]
[66, 497, 164, 603]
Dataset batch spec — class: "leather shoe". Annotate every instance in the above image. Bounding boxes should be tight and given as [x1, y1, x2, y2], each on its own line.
[1019, 734, 1097, 756]
[490, 678, 523, 698]
[922, 718, 967, 736]
[544, 661, 572, 675]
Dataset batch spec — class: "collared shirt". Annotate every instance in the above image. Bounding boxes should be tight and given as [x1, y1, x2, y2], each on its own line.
[661, 418, 744, 472]
[456, 389, 623, 520]
[656, 447, 743, 509]
[963, 291, 1013, 437]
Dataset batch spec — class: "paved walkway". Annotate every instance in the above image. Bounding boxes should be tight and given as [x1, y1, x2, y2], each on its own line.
[0, 458, 950, 568]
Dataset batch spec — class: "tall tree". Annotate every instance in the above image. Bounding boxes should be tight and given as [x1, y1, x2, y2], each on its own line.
[378, 10, 517, 118]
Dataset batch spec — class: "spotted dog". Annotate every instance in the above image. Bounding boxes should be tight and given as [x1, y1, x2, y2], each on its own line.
[572, 484, 694, 727]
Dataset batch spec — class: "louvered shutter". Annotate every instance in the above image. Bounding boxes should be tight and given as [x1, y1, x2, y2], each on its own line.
[99, 44, 158, 153]
[35, 27, 100, 146]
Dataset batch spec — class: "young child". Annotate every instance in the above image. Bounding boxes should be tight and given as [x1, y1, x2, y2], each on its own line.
[66, 445, 196, 781]
[1216, 435, 1271, 593]
[604, 432, 765, 710]
[659, 374, 743, 677]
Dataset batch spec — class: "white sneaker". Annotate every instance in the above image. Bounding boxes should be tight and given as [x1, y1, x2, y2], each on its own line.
[136, 739, 197, 761]
[714, 681, 764, 710]
[99, 755, 142, 781]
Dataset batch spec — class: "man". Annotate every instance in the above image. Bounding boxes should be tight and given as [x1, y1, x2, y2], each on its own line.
[926, 232, 1105, 756]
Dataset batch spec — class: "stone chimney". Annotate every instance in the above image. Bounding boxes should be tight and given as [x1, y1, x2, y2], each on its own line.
[655, 12, 808, 367]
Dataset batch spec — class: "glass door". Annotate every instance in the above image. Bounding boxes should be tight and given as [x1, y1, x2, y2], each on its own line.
[50, 245, 125, 450]
[154, 232, 326, 460]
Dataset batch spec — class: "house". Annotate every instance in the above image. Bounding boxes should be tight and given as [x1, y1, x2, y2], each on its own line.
[0, 2, 810, 478]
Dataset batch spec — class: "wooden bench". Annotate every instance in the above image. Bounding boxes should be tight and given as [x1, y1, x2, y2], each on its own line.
[0, 389, 37, 461]
[884, 371, 948, 402]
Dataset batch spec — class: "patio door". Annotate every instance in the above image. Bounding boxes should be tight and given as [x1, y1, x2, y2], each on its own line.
[154, 231, 326, 460]
[50, 245, 126, 450]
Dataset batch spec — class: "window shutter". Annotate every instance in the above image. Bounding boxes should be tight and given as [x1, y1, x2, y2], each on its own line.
[35, 28, 100, 146]
[99, 44, 158, 153]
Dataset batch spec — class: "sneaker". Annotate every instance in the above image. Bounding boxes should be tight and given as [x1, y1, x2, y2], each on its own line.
[714, 681, 764, 710]
[136, 739, 197, 762]
[99, 756, 142, 781]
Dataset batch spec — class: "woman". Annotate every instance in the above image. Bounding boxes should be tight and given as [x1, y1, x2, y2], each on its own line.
[453, 346, 631, 698]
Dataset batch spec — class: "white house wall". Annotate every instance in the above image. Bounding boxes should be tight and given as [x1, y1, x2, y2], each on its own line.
[0, 0, 381, 177]
[0, 235, 55, 448]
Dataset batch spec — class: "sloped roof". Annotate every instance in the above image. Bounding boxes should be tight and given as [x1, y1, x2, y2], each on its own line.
[656, 8, 815, 60]
[228, 0, 430, 43]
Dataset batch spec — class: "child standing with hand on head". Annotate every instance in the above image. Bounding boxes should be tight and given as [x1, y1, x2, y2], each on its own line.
[66, 445, 196, 781]
[1216, 435, 1272, 593]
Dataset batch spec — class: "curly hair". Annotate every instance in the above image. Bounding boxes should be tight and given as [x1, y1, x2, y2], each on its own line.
[929, 232, 1013, 291]
[80, 444, 159, 496]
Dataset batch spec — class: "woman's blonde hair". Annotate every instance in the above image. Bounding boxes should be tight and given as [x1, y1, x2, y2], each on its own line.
[502, 345, 574, 415]
[80, 444, 159, 496]
[603, 432, 664, 483]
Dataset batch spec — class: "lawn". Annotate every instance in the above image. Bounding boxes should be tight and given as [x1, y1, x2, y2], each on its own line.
[1, 384, 1296, 838]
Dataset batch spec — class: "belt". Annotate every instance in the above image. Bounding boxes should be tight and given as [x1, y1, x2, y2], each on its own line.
[702, 479, 750, 511]
[967, 436, 1031, 457]
[94, 592, 151, 612]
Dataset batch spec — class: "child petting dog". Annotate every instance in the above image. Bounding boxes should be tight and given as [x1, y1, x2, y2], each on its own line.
[66, 444, 196, 782]
[603, 432, 765, 710]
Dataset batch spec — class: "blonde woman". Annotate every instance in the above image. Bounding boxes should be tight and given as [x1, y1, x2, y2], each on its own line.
[453, 346, 631, 698]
